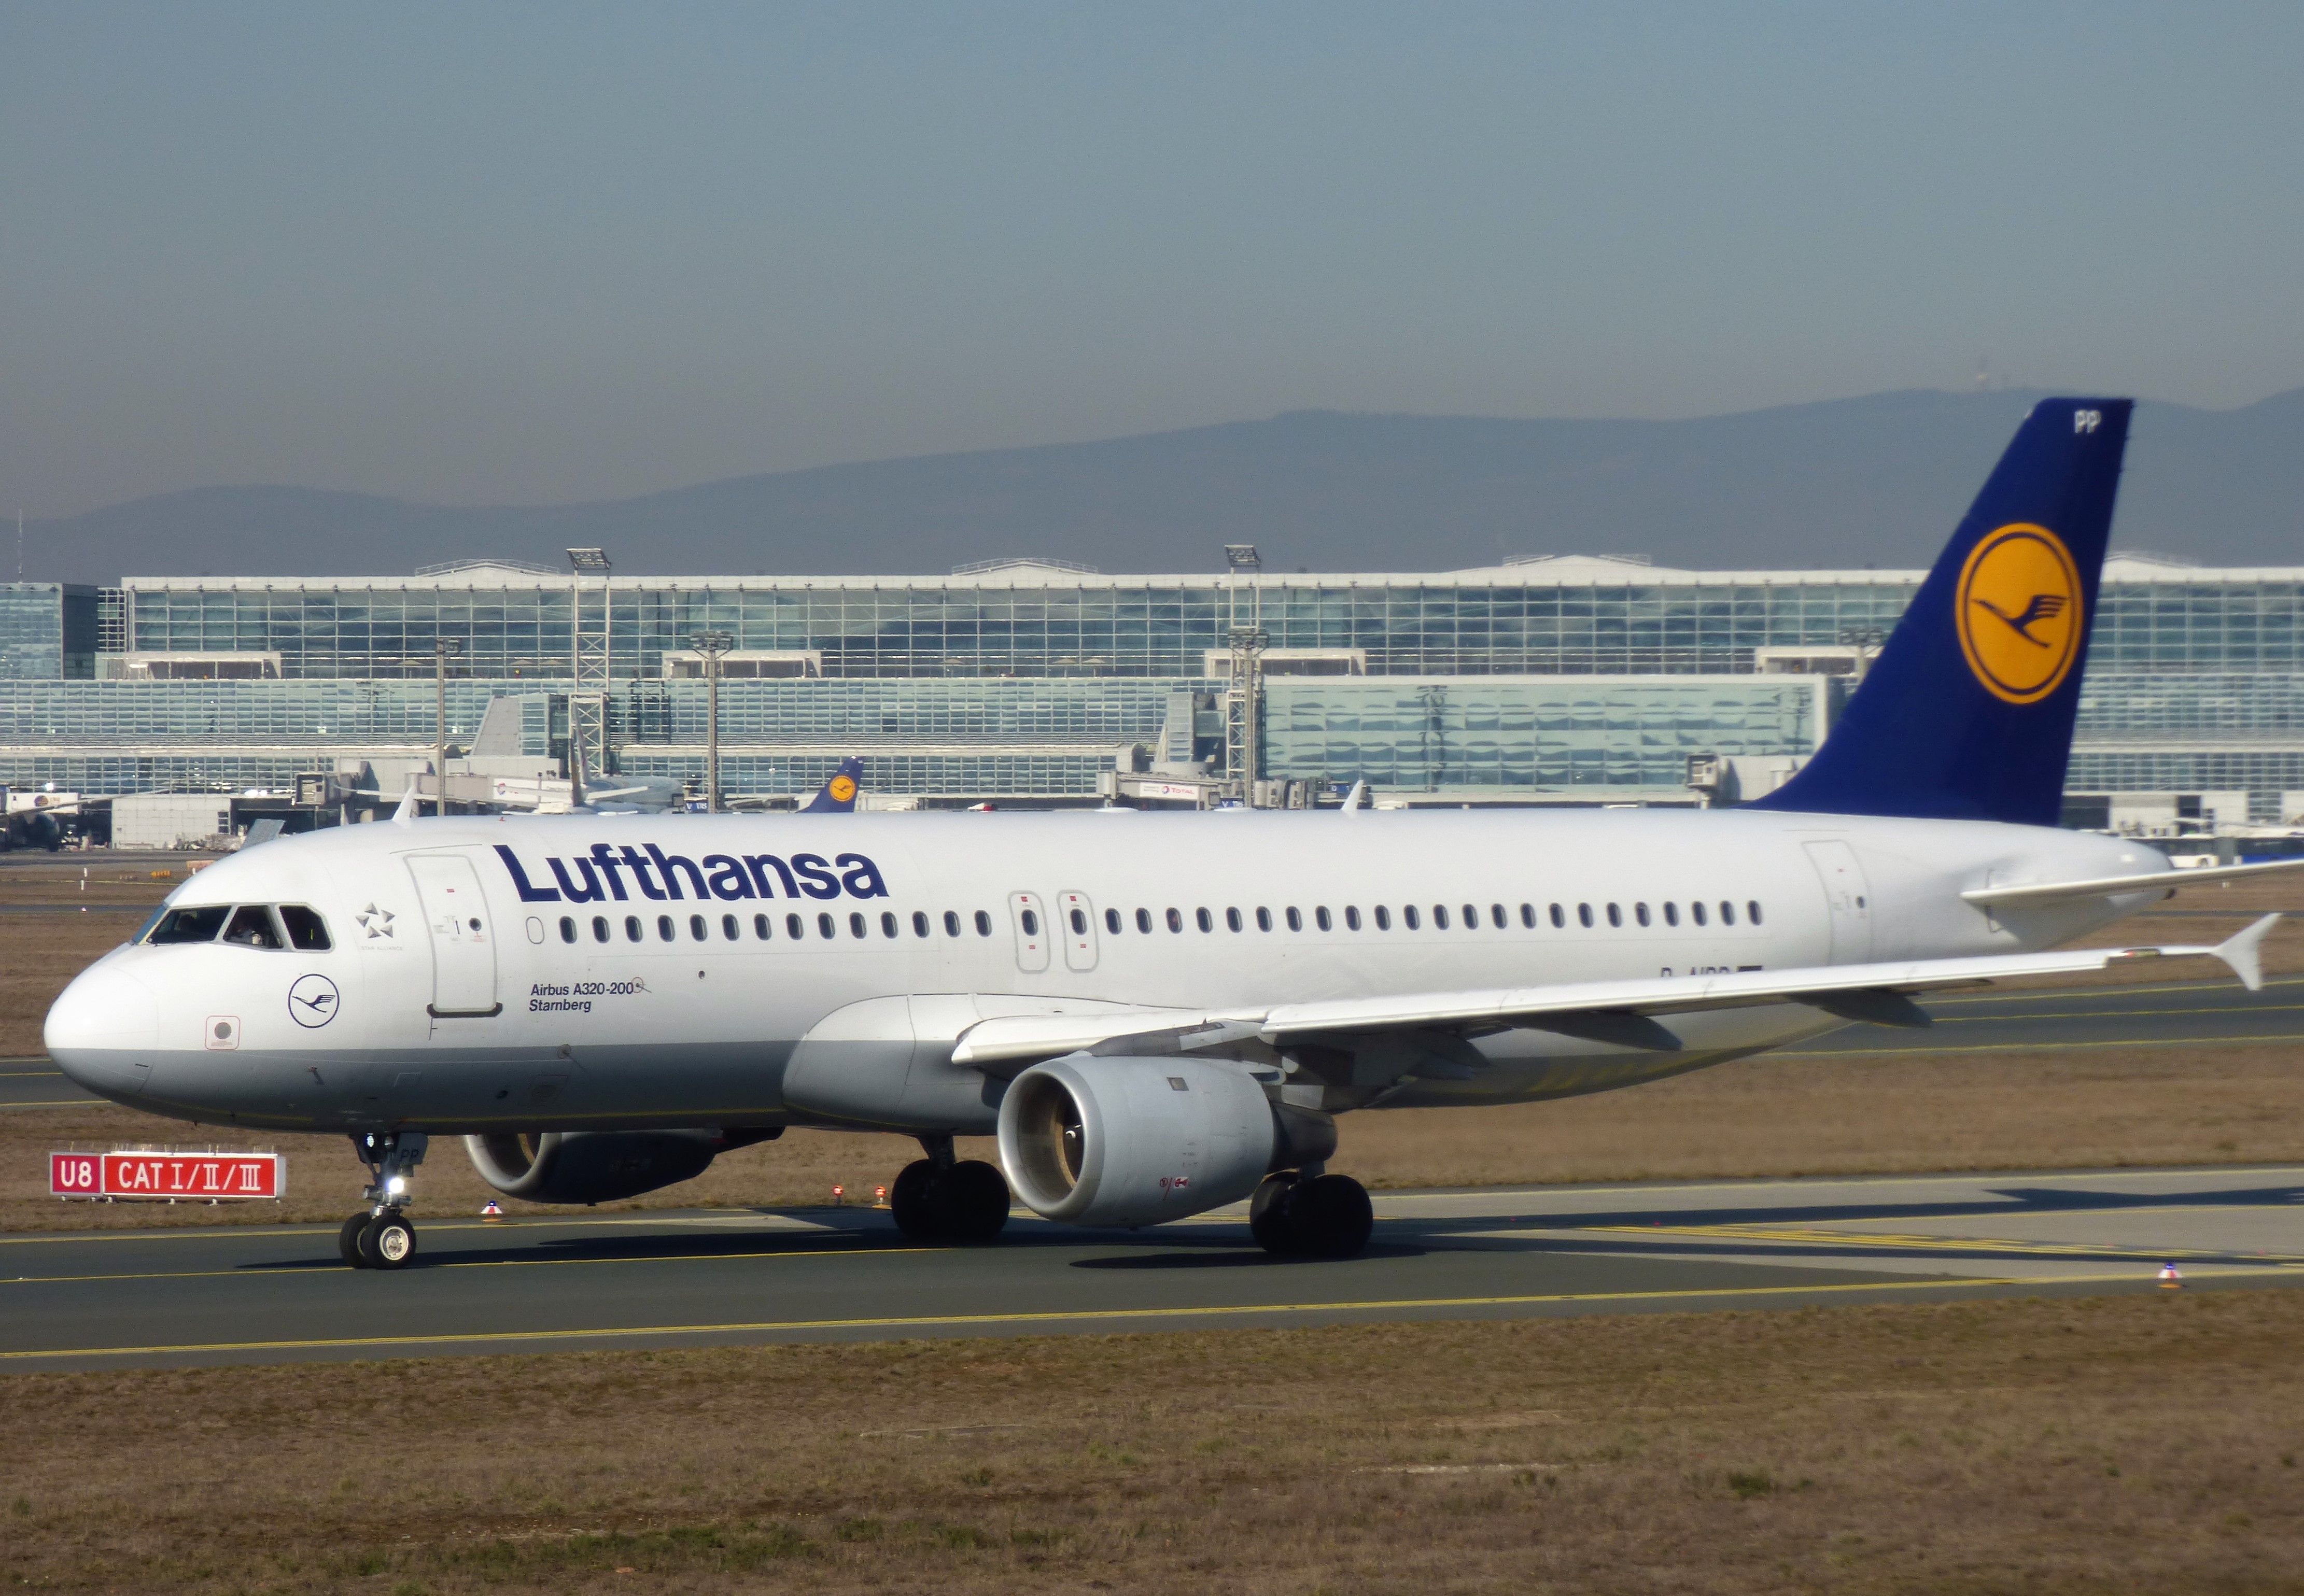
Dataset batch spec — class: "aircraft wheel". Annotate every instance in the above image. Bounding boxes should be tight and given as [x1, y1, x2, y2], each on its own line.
[889, 1159, 940, 1241]
[339, 1212, 373, 1268]
[359, 1212, 418, 1270]
[1249, 1171, 1302, 1255]
[1290, 1174, 1373, 1260]
[942, 1160, 1011, 1244]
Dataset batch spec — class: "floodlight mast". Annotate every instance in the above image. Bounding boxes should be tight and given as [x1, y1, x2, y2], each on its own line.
[566, 548, 612, 804]
[690, 629, 734, 813]
[433, 639, 463, 817]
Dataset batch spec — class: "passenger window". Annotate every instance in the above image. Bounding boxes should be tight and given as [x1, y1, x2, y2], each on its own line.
[1285, 906, 1303, 931]
[974, 910, 993, 937]
[1374, 905, 1392, 930]
[819, 912, 837, 939]
[1256, 907, 1273, 931]
[221, 906, 284, 949]
[593, 915, 610, 943]
[278, 905, 332, 950]
[916, 911, 933, 937]
[1606, 903, 1622, 928]
[1315, 906, 1333, 931]
[1550, 903, 1565, 928]
[1196, 908, 1214, 933]
[1692, 901, 1708, 926]
[1224, 907, 1242, 931]
[722, 914, 739, 941]
[1462, 904, 1478, 928]
[1166, 908, 1183, 933]
[1105, 908, 1122, 934]
[1635, 903, 1650, 928]
[1720, 901, 1736, 926]
[1074, 908, 1092, 935]
[690, 914, 707, 941]
[755, 913, 772, 939]
[656, 914, 675, 941]
[1748, 900, 1764, 926]
[1577, 903, 1593, 928]
[1492, 903, 1507, 928]
[558, 915, 577, 944]
[789, 913, 807, 939]
[881, 912, 898, 938]
[625, 915, 643, 942]
[150, 905, 232, 944]
[1404, 906, 1421, 929]
[850, 912, 867, 939]
[1520, 903, 1536, 928]
[1344, 906, 1361, 930]
[945, 911, 962, 937]
[1135, 908, 1153, 934]
[1663, 902, 1678, 927]
[1432, 906, 1449, 930]
[1020, 908, 1039, 936]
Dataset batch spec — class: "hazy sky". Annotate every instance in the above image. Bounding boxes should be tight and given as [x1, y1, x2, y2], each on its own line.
[4, 3, 2300, 513]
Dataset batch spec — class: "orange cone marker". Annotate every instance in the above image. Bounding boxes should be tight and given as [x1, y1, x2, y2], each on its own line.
[2157, 1261, 2183, 1290]
[481, 1199, 503, 1221]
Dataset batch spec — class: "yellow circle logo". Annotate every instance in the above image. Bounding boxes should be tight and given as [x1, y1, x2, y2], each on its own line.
[1955, 523, 2084, 704]
[828, 774, 858, 802]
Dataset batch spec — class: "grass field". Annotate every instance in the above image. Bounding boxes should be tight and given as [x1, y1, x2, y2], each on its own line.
[4, 1290, 2301, 1593]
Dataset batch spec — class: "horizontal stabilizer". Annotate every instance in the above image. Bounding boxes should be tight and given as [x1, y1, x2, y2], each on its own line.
[1963, 857, 2304, 910]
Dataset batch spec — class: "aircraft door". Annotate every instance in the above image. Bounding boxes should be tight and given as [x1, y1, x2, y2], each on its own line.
[1801, 839, 1873, 964]
[1008, 891, 1051, 974]
[1058, 890, 1099, 971]
[408, 853, 502, 1017]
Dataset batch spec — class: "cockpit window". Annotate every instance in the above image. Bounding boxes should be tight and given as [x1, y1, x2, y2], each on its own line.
[277, 906, 332, 951]
[147, 905, 230, 944]
[222, 906, 285, 950]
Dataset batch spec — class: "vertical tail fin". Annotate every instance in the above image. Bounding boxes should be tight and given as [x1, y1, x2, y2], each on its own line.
[802, 756, 864, 813]
[1752, 398, 2131, 826]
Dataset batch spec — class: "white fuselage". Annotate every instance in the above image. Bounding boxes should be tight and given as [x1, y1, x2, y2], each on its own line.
[46, 807, 2163, 1135]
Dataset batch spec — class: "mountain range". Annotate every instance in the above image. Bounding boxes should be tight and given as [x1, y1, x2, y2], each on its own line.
[21, 386, 2303, 584]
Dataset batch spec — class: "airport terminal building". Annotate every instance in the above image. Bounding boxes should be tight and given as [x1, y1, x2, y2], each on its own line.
[4, 549, 2302, 836]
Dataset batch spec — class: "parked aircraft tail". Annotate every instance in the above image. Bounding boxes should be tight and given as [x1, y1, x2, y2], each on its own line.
[1751, 397, 2131, 827]
[802, 756, 865, 813]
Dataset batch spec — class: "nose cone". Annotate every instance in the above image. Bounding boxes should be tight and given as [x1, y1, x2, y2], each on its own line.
[46, 959, 161, 1101]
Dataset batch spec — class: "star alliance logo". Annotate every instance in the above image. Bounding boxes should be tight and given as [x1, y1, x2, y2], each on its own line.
[356, 903, 397, 940]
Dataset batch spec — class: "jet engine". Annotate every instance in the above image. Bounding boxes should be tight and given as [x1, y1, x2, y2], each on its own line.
[463, 1128, 777, 1205]
[997, 1055, 1328, 1227]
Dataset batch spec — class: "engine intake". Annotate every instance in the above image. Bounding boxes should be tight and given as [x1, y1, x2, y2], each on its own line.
[464, 1128, 774, 1205]
[997, 1055, 1292, 1227]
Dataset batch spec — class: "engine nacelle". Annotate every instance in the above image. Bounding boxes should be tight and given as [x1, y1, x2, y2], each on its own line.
[996, 1055, 1283, 1227]
[463, 1129, 756, 1205]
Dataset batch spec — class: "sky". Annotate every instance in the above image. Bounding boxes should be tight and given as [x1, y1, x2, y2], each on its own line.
[3, 3, 2300, 514]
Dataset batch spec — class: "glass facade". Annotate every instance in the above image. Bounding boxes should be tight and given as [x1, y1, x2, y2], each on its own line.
[0, 555, 2286, 810]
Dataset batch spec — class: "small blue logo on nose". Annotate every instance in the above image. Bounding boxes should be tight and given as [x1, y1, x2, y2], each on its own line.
[288, 973, 341, 1029]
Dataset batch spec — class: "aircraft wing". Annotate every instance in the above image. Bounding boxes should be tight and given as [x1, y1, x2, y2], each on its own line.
[946, 914, 2278, 1068]
[1961, 857, 2304, 909]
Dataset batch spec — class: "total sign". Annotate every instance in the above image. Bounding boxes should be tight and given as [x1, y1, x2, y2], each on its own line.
[51, 1150, 286, 1200]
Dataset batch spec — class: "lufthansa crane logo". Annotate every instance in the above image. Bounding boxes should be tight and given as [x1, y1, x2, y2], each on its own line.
[1955, 523, 2084, 705]
[287, 973, 341, 1029]
[827, 773, 858, 803]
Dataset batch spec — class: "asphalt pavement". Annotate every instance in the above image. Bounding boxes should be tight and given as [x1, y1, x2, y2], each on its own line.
[4, 1165, 2299, 1371]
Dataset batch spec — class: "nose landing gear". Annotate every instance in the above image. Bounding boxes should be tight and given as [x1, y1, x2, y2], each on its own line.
[340, 1132, 429, 1269]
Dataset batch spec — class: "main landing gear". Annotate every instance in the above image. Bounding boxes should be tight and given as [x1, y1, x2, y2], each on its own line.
[890, 1134, 1011, 1245]
[1250, 1167, 1374, 1260]
[339, 1132, 428, 1270]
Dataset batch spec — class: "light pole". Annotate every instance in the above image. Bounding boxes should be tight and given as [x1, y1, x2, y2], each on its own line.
[433, 638, 463, 817]
[690, 629, 734, 813]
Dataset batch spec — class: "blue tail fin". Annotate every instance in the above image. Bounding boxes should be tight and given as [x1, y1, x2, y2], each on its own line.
[1751, 398, 2130, 826]
[802, 756, 864, 813]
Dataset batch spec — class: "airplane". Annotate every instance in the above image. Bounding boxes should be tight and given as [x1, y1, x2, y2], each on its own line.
[45, 398, 2300, 1272]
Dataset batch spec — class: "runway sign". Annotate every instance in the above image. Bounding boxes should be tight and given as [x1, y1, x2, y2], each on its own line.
[50, 1150, 285, 1201]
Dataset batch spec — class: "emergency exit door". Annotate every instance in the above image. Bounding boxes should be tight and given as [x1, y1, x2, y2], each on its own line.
[1801, 839, 1873, 964]
[409, 854, 501, 1017]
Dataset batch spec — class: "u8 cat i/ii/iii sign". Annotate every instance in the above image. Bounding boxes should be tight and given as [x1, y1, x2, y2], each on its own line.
[50, 1150, 285, 1200]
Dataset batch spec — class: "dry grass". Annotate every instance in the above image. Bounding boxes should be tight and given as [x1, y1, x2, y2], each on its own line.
[4, 1290, 2302, 1593]
[8, 862, 2304, 1232]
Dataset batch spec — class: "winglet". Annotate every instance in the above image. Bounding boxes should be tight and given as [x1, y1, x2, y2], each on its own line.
[2212, 913, 2280, 992]
[391, 776, 418, 827]
[1341, 780, 1367, 814]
